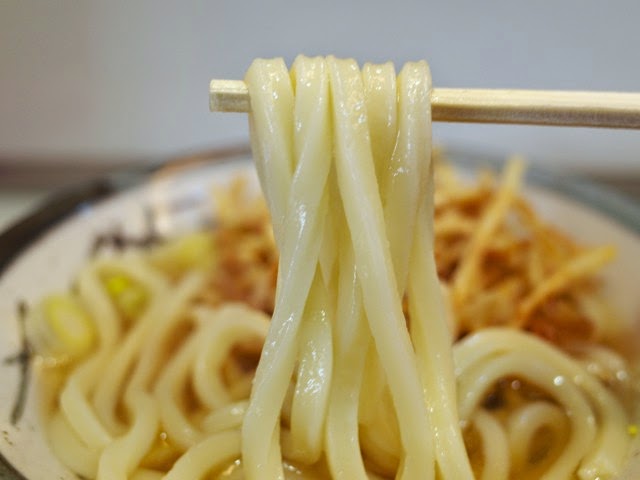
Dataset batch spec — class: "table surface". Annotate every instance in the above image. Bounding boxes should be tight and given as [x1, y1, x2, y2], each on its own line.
[0, 189, 53, 232]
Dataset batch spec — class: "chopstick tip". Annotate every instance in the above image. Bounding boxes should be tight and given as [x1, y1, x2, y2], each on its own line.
[209, 79, 250, 113]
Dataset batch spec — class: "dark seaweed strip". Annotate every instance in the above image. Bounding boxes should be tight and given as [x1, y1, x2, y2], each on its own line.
[2, 302, 32, 426]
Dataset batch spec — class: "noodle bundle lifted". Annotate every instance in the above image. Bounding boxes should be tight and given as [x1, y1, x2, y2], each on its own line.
[31, 55, 636, 480]
[242, 55, 470, 479]
[241, 55, 633, 479]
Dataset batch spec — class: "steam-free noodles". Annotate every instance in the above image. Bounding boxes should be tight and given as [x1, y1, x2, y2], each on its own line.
[27, 56, 637, 480]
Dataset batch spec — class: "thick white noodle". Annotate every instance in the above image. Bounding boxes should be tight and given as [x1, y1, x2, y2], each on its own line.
[58, 262, 120, 450]
[402, 61, 474, 479]
[92, 257, 170, 435]
[455, 328, 631, 479]
[242, 55, 332, 479]
[324, 213, 370, 479]
[98, 272, 206, 478]
[327, 56, 434, 479]
[193, 305, 270, 410]
[163, 430, 241, 480]
[473, 409, 510, 480]
[288, 273, 333, 464]
[506, 401, 569, 474]
[357, 63, 397, 448]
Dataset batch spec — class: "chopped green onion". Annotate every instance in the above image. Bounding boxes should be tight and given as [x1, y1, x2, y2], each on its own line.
[26, 294, 95, 362]
[102, 273, 148, 321]
[149, 232, 216, 277]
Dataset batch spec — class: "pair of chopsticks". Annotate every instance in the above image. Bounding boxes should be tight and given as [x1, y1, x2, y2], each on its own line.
[209, 79, 640, 129]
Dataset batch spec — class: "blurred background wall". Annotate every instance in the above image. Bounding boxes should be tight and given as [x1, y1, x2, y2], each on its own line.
[1, 0, 640, 176]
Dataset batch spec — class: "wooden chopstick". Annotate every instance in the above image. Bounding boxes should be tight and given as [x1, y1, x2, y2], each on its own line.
[209, 79, 640, 129]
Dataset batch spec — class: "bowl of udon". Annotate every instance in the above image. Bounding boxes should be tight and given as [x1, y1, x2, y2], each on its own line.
[1, 56, 640, 480]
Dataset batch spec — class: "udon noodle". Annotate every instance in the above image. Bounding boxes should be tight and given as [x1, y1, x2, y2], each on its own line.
[27, 56, 638, 480]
